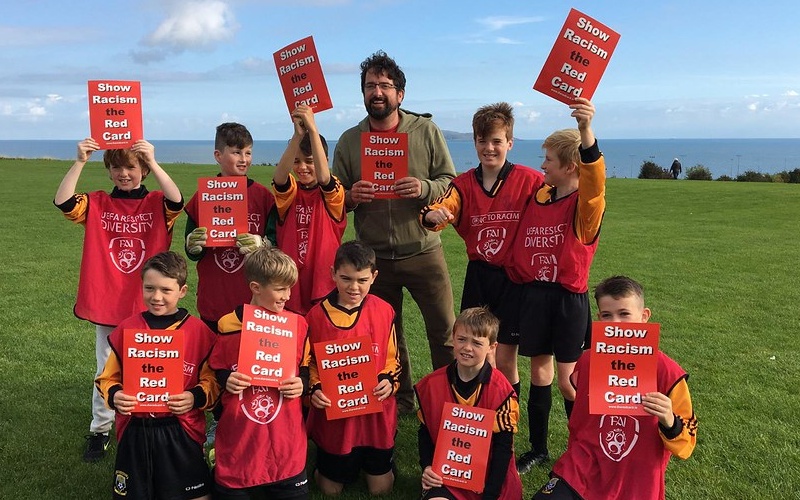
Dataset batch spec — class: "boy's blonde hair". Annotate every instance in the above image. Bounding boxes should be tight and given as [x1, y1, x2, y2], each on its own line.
[542, 128, 581, 169]
[103, 149, 150, 178]
[472, 102, 514, 142]
[594, 275, 645, 303]
[244, 246, 298, 287]
[454, 306, 499, 344]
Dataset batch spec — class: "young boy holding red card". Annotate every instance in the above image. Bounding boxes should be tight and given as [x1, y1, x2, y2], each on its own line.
[55, 138, 184, 462]
[272, 104, 346, 314]
[209, 246, 311, 499]
[184, 122, 276, 331]
[415, 307, 522, 500]
[95, 251, 218, 500]
[506, 98, 606, 473]
[532, 276, 697, 500]
[420, 102, 544, 397]
[305, 240, 400, 496]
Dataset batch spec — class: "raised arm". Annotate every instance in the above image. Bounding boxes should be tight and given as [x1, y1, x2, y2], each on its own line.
[54, 138, 100, 205]
[132, 140, 182, 203]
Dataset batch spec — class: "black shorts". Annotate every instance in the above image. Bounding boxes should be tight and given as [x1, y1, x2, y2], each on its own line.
[113, 416, 211, 500]
[214, 470, 309, 500]
[315, 445, 394, 485]
[460, 260, 521, 345]
[532, 475, 582, 499]
[517, 283, 591, 362]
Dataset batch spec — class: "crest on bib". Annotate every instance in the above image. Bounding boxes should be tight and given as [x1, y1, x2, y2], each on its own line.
[215, 247, 244, 273]
[108, 237, 146, 274]
[476, 226, 505, 260]
[240, 385, 283, 425]
[598, 414, 640, 462]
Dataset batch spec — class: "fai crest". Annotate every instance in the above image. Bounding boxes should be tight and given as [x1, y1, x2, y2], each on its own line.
[108, 237, 146, 274]
[532, 253, 558, 282]
[214, 247, 245, 273]
[598, 414, 640, 462]
[476, 226, 505, 260]
[240, 385, 283, 425]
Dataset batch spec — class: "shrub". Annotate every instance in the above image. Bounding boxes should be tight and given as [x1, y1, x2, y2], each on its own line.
[774, 168, 800, 183]
[638, 161, 670, 179]
[686, 165, 713, 181]
[716, 175, 734, 182]
[736, 170, 773, 182]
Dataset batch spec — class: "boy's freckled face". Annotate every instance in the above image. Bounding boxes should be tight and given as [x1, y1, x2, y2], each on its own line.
[253, 282, 291, 313]
[109, 163, 144, 191]
[452, 326, 495, 369]
[215, 145, 253, 176]
[332, 263, 377, 309]
[475, 129, 512, 171]
[142, 269, 187, 316]
[293, 155, 317, 187]
[597, 294, 651, 323]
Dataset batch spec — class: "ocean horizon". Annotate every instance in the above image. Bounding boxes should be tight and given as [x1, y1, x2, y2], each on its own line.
[2, 138, 799, 179]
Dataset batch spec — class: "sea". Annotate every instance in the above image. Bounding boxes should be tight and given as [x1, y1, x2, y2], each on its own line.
[2, 138, 800, 179]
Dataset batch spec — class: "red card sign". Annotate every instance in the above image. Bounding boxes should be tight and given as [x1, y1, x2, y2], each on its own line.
[589, 322, 659, 415]
[314, 335, 382, 420]
[432, 403, 495, 493]
[238, 304, 298, 387]
[274, 35, 333, 113]
[197, 176, 248, 247]
[88, 80, 143, 149]
[122, 329, 184, 412]
[533, 9, 620, 104]
[360, 132, 408, 199]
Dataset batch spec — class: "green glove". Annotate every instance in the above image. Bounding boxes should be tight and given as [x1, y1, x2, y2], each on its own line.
[236, 233, 266, 255]
[186, 227, 208, 255]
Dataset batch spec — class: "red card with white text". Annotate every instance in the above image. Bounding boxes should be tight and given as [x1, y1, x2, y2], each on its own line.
[588, 322, 659, 415]
[88, 80, 143, 149]
[431, 403, 495, 493]
[314, 335, 382, 420]
[237, 304, 298, 387]
[273, 35, 333, 113]
[360, 132, 408, 199]
[533, 9, 620, 104]
[122, 329, 184, 412]
[196, 177, 248, 247]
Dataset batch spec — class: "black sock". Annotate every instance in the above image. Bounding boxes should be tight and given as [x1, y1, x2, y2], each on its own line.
[512, 381, 521, 398]
[527, 384, 552, 455]
[564, 398, 574, 419]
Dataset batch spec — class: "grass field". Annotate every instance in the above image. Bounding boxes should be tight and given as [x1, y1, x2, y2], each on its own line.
[1, 157, 798, 499]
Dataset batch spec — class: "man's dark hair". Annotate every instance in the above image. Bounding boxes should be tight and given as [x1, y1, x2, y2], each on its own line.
[299, 133, 329, 158]
[360, 50, 406, 93]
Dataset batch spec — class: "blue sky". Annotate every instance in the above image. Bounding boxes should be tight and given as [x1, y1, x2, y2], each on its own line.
[2, 0, 799, 140]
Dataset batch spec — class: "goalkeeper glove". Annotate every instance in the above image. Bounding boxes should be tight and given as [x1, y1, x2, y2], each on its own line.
[186, 227, 208, 255]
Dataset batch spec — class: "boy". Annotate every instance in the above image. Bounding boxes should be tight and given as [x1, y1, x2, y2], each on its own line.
[184, 122, 276, 330]
[532, 276, 697, 499]
[272, 104, 346, 314]
[95, 251, 218, 500]
[54, 137, 183, 461]
[415, 307, 523, 500]
[420, 102, 544, 397]
[209, 246, 311, 499]
[505, 98, 606, 473]
[306, 240, 400, 496]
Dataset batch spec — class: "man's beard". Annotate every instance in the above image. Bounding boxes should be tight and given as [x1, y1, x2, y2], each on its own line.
[366, 98, 397, 121]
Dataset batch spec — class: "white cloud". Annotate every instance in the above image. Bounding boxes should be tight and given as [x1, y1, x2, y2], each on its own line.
[494, 37, 521, 45]
[46, 94, 63, 104]
[524, 110, 542, 123]
[133, 0, 239, 62]
[785, 90, 799, 97]
[477, 16, 545, 31]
